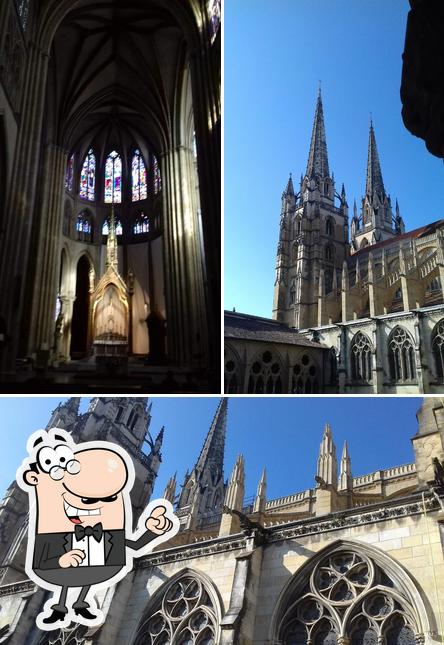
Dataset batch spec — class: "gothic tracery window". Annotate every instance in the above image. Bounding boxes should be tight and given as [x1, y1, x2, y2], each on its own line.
[292, 354, 319, 393]
[425, 276, 442, 305]
[133, 212, 150, 235]
[274, 545, 421, 645]
[79, 149, 95, 201]
[102, 216, 123, 236]
[207, 0, 221, 43]
[65, 154, 74, 192]
[350, 332, 372, 383]
[134, 573, 219, 645]
[432, 319, 444, 381]
[15, 0, 30, 31]
[388, 327, 416, 383]
[248, 350, 283, 393]
[132, 149, 148, 202]
[153, 155, 162, 194]
[76, 211, 93, 242]
[104, 151, 122, 203]
[224, 347, 240, 393]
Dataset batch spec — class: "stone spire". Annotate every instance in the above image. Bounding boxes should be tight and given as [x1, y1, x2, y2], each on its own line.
[305, 88, 330, 180]
[163, 473, 177, 504]
[365, 120, 385, 199]
[316, 422, 337, 488]
[194, 397, 227, 480]
[223, 454, 245, 511]
[219, 454, 245, 536]
[284, 173, 294, 196]
[338, 441, 353, 491]
[253, 467, 267, 514]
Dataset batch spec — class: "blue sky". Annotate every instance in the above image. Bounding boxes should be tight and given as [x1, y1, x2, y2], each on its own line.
[1, 397, 422, 505]
[224, 0, 444, 318]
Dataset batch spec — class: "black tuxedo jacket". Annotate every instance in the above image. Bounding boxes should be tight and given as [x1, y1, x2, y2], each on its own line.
[33, 528, 157, 570]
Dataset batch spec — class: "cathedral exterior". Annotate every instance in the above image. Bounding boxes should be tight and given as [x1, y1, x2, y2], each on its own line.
[224, 92, 444, 394]
[1, 396, 444, 645]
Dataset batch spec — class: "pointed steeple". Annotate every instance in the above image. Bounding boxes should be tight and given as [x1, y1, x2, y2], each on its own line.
[316, 422, 337, 488]
[253, 467, 267, 514]
[365, 120, 385, 199]
[194, 398, 227, 480]
[284, 173, 294, 196]
[163, 473, 177, 504]
[46, 397, 81, 430]
[306, 88, 330, 180]
[338, 441, 353, 491]
[223, 454, 245, 510]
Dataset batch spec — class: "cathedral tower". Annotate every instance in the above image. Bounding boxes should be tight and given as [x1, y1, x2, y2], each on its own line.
[351, 121, 404, 251]
[273, 90, 349, 328]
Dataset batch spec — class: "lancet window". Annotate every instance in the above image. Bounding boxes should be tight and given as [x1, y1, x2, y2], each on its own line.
[15, 0, 29, 30]
[388, 327, 416, 383]
[224, 347, 240, 393]
[75, 211, 93, 242]
[274, 544, 422, 645]
[350, 332, 372, 383]
[79, 149, 95, 201]
[104, 151, 122, 203]
[133, 212, 149, 235]
[132, 149, 148, 202]
[65, 154, 74, 192]
[207, 0, 221, 42]
[102, 217, 123, 236]
[134, 573, 219, 645]
[153, 155, 161, 194]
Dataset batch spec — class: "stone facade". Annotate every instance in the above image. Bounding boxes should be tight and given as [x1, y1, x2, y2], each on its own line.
[0, 397, 444, 644]
[224, 90, 444, 394]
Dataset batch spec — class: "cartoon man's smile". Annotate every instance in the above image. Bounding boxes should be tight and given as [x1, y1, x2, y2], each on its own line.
[62, 498, 102, 524]
[17, 428, 178, 631]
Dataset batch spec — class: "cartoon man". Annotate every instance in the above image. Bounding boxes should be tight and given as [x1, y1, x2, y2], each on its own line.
[17, 428, 179, 630]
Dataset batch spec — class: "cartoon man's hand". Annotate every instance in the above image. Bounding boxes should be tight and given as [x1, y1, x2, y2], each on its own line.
[58, 550, 86, 568]
[145, 505, 173, 535]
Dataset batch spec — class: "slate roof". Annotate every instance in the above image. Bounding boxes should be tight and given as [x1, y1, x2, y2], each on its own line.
[224, 311, 327, 348]
[351, 219, 444, 263]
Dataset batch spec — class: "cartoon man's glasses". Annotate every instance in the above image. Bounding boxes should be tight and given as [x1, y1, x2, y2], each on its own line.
[37, 445, 81, 480]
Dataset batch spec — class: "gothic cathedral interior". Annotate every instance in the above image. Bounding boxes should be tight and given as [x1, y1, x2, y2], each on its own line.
[0, 0, 221, 393]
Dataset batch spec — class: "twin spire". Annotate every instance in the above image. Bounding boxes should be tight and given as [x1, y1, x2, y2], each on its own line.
[317, 422, 353, 491]
[286, 89, 389, 217]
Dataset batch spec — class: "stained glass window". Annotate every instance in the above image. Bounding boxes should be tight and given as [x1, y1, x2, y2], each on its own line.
[15, 0, 29, 30]
[132, 150, 148, 202]
[193, 131, 197, 160]
[133, 212, 149, 235]
[104, 151, 122, 203]
[79, 149, 95, 201]
[76, 212, 93, 242]
[65, 154, 74, 192]
[153, 155, 161, 194]
[207, 0, 221, 43]
[102, 217, 122, 236]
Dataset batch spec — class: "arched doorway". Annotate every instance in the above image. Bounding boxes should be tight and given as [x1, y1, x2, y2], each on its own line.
[70, 255, 90, 359]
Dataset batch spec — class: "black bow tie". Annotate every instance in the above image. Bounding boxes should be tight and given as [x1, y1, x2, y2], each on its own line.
[74, 523, 103, 543]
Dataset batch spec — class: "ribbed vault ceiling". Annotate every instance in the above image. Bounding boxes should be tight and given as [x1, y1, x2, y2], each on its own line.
[44, 1, 193, 154]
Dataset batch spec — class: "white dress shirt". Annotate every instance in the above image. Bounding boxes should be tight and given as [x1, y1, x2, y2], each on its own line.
[71, 531, 106, 566]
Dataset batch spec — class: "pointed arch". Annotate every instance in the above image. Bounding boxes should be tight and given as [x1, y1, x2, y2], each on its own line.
[387, 326, 416, 383]
[291, 353, 319, 393]
[431, 318, 444, 381]
[132, 568, 222, 645]
[270, 539, 431, 645]
[224, 342, 241, 393]
[104, 150, 122, 203]
[350, 332, 373, 384]
[79, 148, 95, 201]
[131, 148, 148, 202]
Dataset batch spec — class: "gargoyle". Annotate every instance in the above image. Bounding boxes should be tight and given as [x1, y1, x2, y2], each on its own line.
[222, 506, 268, 540]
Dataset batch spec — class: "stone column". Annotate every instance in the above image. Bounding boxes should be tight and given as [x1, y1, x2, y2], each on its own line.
[0, 42, 50, 373]
[27, 144, 67, 355]
[58, 294, 75, 362]
[162, 145, 208, 369]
